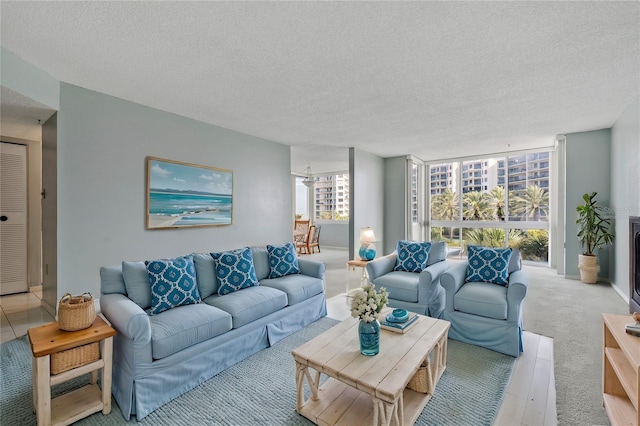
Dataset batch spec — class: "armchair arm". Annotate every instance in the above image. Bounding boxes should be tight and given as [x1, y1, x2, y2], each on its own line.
[366, 253, 397, 282]
[440, 262, 469, 311]
[417, 260, 450, 302]
[418, 260, 450, 318]
[100, 293, 153, 364]
[298, 258, 326, 280]
[506, 270, 528, 322]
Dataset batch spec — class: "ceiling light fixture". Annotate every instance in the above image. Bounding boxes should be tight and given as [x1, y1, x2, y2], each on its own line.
[302, 163, 315, 188]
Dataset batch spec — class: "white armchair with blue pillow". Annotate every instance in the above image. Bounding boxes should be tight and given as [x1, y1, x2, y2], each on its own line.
[440, 245, 528, 357]
[365, 241, 450, 318]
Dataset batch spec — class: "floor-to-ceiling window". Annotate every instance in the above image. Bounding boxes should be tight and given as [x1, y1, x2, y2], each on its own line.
[429, 151, 551, 263]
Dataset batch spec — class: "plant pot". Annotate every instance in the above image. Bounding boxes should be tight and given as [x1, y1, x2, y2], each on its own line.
[578, 254, 599, 284]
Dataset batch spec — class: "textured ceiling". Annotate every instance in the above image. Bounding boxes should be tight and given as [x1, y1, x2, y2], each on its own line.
[1, 1, 639, 173]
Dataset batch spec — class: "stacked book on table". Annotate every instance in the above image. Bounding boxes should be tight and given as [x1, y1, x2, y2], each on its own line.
[380, 310, 419, 333]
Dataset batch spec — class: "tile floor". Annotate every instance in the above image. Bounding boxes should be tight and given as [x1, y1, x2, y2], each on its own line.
[0, 289, 55, 343]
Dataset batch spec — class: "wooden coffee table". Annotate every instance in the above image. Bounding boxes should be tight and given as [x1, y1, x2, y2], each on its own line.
[292, 310, 450, 425]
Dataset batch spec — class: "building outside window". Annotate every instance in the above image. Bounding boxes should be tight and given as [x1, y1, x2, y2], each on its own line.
[429, 151, 550, 263]
[314, 173, 349, 221]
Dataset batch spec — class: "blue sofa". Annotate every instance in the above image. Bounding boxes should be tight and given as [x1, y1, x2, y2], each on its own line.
[99, 246, 326, 420]
[365, 241, 450, 318]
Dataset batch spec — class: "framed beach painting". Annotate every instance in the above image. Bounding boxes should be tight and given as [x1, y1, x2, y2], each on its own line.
[146, 157, 233, 229]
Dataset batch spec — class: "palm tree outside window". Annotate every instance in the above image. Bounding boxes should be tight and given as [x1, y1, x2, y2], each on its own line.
[428, 152, 551, 263]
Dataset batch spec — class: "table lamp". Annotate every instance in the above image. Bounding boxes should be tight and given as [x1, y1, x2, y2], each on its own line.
[359, 227, 377, 260]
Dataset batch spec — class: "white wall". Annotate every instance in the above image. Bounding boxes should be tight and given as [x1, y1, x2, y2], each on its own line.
[56, 83, 293, 298]
[350, 148, 384, 259]
[610, 97, 640, 303]
[564, 129, 612, 278]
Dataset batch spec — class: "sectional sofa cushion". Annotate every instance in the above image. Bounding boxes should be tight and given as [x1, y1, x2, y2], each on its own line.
[203, 286, 287, 328]
[100, 265, 126, 294]
[192, 253, 217, 299]
[211, 247, 259, 295]
[508, 249, 522, 274]
[454, 281, 508, 320]
[369, 271, 419, 303]
[266, 242, 300, 278]
[394, 240, 432, 273]
[251, 246, 270, 280]
[466, 245, 513, 286]
[260, 273, 323, 305]
[149, 303, 232, 360]
[122, 261, 152, 309]
[146, 255, 201, 315]
[426, 241, 448, 266]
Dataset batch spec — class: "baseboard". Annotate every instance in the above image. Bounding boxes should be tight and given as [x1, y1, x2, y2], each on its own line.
[29, 285, 42, 293]
[41, 300, 56, 318]
[610, 282, 630, 304]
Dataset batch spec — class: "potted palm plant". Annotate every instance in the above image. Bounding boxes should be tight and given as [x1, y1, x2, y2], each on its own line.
[576, 192, 615, 283]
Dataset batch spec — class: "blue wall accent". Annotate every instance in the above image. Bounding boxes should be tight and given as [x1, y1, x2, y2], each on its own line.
[349, 148, 384, 259]
[382, 156, 408, 255]
[610, 97, 640, 302]
[1, 47, 59, 110]
[55, 84, 293, 298]
[565, 129, 612, 278]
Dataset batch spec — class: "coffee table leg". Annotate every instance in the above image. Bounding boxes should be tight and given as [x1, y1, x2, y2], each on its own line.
[296, 362, 321, 412]
[373, 397, 399, 426]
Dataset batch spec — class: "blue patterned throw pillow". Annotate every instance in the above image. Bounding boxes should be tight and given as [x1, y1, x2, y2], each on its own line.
[465, 245, 513, 286]
[394, 240, 432, 273]
[145, 255, 201, 315]
[266, 242, 300, 278]
[211, 247, 259, 295]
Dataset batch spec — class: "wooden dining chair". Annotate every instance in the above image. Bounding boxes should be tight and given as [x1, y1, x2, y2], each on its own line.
[294, 219, 310, 243]
[307, 225, 321, 254]
[296, 225, 315, 255]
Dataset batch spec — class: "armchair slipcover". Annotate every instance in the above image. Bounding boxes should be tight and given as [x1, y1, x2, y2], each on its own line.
[440, 249, 527, 357]
[365, 241, 450, 318]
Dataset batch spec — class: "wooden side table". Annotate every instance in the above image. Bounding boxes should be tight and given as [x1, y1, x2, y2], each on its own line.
[602, 313, 640, 426]
[346, 259, 371, 295]
[28, 316, 116, 426]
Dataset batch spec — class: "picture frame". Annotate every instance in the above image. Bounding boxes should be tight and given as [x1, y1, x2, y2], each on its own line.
[146, 156, 233, 229]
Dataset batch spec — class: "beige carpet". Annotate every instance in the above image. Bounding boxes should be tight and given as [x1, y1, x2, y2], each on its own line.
[521, 264, 628, 426]
[311, 248, 632, 425]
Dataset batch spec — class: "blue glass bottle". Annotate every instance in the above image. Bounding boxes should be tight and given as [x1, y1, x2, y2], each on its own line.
[359, 319, 380, 356]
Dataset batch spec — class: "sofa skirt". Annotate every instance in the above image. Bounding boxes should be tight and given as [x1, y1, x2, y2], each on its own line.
[114, 293, 327, 420]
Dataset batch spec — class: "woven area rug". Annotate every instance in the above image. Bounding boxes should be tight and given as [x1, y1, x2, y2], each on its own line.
[1, 317, 514, 425]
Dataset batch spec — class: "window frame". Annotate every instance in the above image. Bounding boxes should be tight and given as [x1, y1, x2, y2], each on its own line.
[426, 148, 552, 262]
[313, 171, 350, 222]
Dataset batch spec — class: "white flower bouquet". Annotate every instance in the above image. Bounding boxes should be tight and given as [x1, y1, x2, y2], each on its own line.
[350, 282, 388, 323]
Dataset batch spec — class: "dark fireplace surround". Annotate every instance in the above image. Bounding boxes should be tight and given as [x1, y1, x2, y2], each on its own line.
[630, 217, 640, 313]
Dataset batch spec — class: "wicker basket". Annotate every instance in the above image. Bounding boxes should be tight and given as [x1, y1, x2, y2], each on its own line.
[57, 293, 96, 331]
[50, 342, 100, 375]
[407, 362, 432, 394]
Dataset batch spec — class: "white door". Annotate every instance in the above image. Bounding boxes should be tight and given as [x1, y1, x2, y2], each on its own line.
[0, 142, 28, 294]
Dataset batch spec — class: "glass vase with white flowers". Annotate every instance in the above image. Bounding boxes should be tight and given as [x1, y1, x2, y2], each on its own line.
[350, 283, 388, 356]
